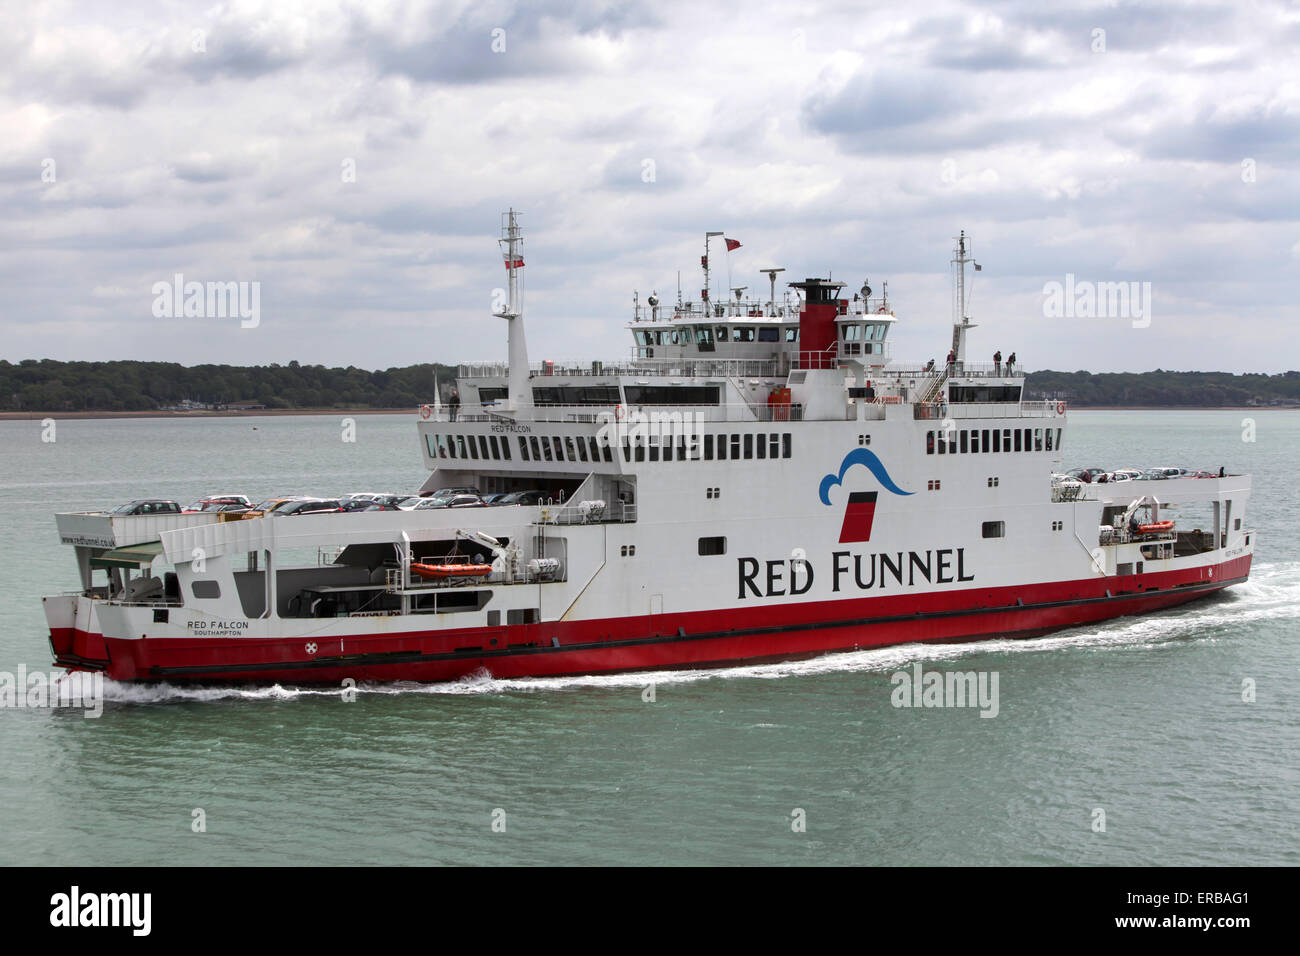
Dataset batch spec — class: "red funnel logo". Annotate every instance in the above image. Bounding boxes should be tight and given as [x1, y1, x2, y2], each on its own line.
[839, 491, 878, 543]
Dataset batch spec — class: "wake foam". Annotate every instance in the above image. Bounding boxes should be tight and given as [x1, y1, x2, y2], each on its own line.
[97, 561, 1300, 705]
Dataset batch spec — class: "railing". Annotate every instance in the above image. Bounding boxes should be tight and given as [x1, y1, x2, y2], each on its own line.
[458, 357, 785, 379]
[421, 402, 803, 425]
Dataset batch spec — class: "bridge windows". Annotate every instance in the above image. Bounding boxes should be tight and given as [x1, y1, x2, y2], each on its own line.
[982, 521, 1005, 538]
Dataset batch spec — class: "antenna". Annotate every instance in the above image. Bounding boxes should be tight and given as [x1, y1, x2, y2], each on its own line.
[703, 231, 723, 305]
[761, 268, 785, 315]
[949, 230, 979, 366]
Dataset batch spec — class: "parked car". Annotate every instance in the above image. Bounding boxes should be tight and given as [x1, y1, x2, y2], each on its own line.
[1151, 466, 1187, 479]
[244, 496, 312, 518]
[1110, 469, 1144, 482]
[428, 486, 480, 498]
[273, 498, 343, 517]
[1140, 469, 1169, 481]
[111, 499, 182, 516]
[184, 494, 252, 512]
[1066, 468, 1108, 484]
[495, 490, 549, 506]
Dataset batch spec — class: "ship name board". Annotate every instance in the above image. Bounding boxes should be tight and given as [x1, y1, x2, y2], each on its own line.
[490, 423, 532, 434]
[738, 549, 975, 599]
[185, 621, 249, 636]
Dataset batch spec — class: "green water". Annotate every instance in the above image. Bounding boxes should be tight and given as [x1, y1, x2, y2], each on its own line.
[0, 410, 1296, 865]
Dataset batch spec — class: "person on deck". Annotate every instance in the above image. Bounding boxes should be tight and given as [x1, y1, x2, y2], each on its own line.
[946, 349, 956, 374]
[993, 350, 1002, 375]
[448, 388, 461, 422]
[1007, 352, 1017, 375]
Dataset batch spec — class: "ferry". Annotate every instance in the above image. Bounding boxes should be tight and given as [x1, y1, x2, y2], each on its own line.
[44, 212, 1254, 683]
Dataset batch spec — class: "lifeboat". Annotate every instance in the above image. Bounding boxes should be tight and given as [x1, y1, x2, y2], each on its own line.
[410, 562, 493, 580]
[1137, 521, 1174, 533]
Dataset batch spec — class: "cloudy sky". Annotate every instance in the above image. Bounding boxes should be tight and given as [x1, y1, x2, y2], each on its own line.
[3, 0, 1298, 373]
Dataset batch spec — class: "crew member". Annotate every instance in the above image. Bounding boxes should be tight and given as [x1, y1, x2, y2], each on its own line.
[448, 388, 461, 422]
[993, 350, 1002, 375]
[1007, 352, 1016, 375]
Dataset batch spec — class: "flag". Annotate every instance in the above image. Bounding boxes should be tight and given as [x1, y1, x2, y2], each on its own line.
[724, 238, 741, 251]
[974, 263, 982, 271]
[505, 258, 524, 269]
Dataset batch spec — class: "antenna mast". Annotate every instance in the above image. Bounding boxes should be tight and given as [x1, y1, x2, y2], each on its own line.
[761, 268, 785, 316]
[495, 209, 532, 411]
[950, 230, 979, 366]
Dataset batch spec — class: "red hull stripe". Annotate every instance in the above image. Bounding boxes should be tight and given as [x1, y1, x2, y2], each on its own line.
[139, 573, 1245, 679]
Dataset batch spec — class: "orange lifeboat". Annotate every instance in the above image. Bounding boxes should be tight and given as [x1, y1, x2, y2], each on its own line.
[1137, 521, 1174, 533]
[411, 562, 493, 580]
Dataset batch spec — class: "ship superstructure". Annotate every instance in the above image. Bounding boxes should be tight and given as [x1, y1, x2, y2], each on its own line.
[44, 213, 1254, 683]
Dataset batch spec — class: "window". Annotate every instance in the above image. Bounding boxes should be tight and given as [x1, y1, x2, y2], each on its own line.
[784, 328, 798, 342]
[734, 327, 755, 342]
[649, 438, 660, 462]
[1234, 518, 1241, 530]
[960, 430, 969, 454]
[696, 326, 715, 352]
[698, 536, 727, 556]
[858, 434, 871, 445]
[782, 434, 792, 458]
[541, 437, 553, 462]
[1023, 428, 1032, 452]
[927, 431, 935, 455]
[757, 433, 767, 459]
[576, 437, 588, 462]
[1013, 430, 1022, 452]
[758, 327, 780, 342]
[743, 434, 753, 458]
[716, 434, 727, 460]
[770, 434, 780, 458]
[1045, 429, 1054, 451]
[927, 479, 941, 491]
[705, 434, 715, 460]
[987, 477, 1000, 487]
[706, 487, 720, 499]
[730, 435, 741, 459]
[1034, 429, 1043, 452]
[518, 436, 530, 460]
[982, 521, 1005, 538]
[620, 545, 637, 557]
[530, 436, 542, 460]
[982, 429, 990, 453]
[192, 580, 221, 599]
[1055, 428, 1063, 451]
[992, 429, 1001, 453]
[489, 436, 500, 459]
[552, 437, 564, 461]
[478, 436, 490, 459]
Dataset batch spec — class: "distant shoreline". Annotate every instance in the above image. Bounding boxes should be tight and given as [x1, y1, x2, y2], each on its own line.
[0, 408, 413, 421]
[0, 405, 1291, 421]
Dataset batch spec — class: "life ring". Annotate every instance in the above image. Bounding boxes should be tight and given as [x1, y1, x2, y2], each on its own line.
[876, 306, 888, 313]
[614, 404, 625, 421]
[1056, 401, 1066, 415]
[420, 404, 432, 420]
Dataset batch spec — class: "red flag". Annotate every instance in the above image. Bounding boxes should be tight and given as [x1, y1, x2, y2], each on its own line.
[504, 258, 524, 269]
[724, 238, 741, 251]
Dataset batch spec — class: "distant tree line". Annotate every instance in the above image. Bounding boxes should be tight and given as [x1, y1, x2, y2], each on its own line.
[0, 360, 457, 411]
[2, 360, 1299, 411]
[1023, 369, 1300, 406]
